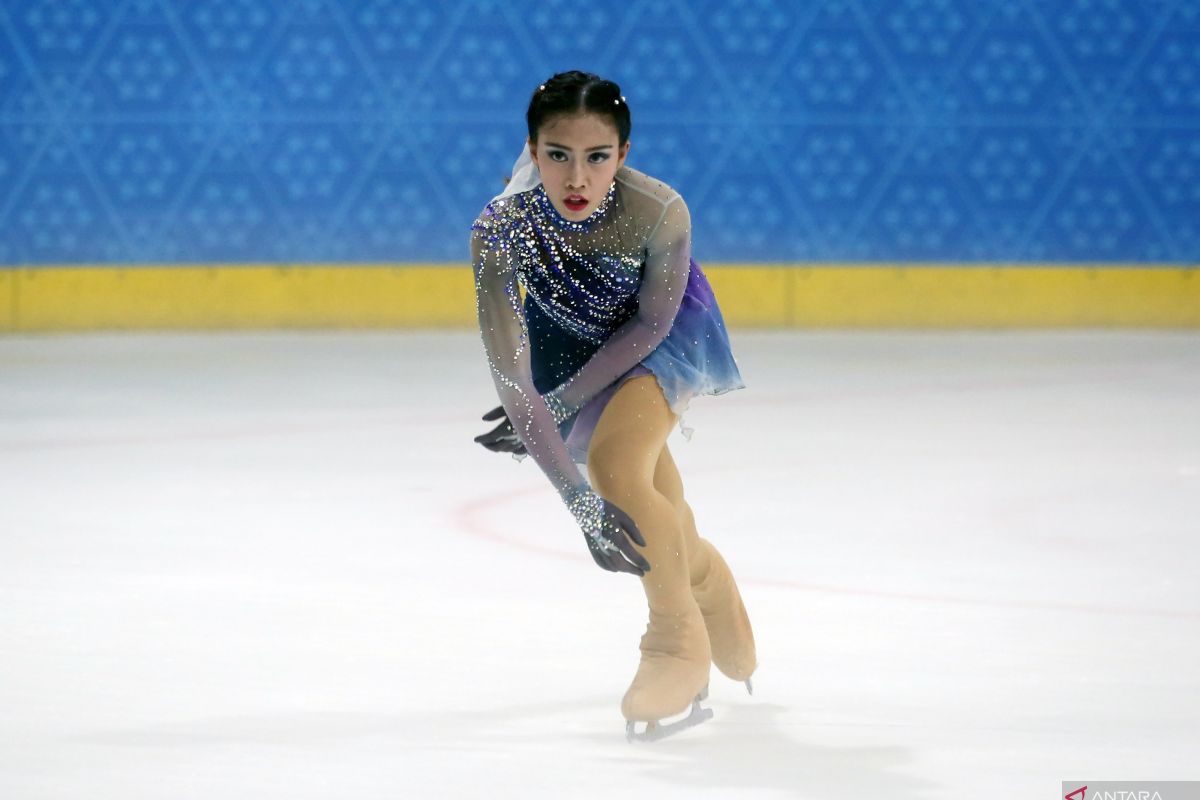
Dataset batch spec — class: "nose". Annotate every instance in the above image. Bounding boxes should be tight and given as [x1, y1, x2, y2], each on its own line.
[567, 163, 586, 190]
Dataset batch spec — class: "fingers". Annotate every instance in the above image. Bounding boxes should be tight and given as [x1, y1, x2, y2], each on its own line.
[618, 555, 647, 576]
[475, 410, 526, 455]
[624, 518, 646, 548]
[474, 420, 524, 453]
[603, 551, 644, 576]
[617, 533, 651, 573]
[475, 421, 504, 442]
[608, 504, 646, 547]
[474, 426, 509, 446]
[479, 439, 521, 454]
[474, 432, 507, 450]
[600, 532, 650, 576]
[593, 503, 651, 574]
[585, 502, 652, 577]
[589, 540, 645, 576]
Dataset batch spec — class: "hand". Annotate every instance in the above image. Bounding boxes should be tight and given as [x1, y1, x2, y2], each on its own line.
[474, 405, 527, 455]
[566, 489, 652, 577]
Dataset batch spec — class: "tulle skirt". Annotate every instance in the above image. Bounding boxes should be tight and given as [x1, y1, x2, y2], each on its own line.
[527, 256, 745, 465]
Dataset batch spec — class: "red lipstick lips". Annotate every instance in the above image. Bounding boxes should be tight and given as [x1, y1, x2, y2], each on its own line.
[564, 194, 588, 212]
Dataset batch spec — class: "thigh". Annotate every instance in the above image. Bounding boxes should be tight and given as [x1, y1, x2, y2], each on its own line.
[586, 374, 677, 495]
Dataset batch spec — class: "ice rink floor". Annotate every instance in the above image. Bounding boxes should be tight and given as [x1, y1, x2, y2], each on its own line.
[1, 330, 1198, 799]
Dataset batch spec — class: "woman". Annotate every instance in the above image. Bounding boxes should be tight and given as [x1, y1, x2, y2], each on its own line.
[470, 70, 756, 742]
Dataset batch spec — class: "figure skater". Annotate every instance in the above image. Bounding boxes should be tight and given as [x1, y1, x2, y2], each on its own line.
[470, 70, 755, 742]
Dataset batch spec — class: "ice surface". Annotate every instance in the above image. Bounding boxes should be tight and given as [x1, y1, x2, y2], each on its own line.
[1, 330, 1197, 799]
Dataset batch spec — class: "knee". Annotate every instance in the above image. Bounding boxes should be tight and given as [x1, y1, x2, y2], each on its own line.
[678, 498, 697, 531]
[587, 443, 658, 503]
[653, 470, 692, 529]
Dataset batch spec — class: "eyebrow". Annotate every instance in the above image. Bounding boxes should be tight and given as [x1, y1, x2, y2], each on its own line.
[544, 142, 613, 152]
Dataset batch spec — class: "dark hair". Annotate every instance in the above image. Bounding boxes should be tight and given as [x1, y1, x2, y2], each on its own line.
[526, 70, 631, 147]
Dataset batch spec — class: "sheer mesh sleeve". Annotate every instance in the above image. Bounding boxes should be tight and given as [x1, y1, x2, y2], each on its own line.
[471, 210, 591, 503]
[542, 194, 692, 421]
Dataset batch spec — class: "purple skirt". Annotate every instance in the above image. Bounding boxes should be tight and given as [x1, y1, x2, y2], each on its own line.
[560, 257, 745, 464]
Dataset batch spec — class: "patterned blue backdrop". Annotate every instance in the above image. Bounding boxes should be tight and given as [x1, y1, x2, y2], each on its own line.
[0, 0, 1197, 266]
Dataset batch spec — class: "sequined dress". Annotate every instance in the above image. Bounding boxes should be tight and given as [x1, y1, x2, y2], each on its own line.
[471, 164, 745, 503]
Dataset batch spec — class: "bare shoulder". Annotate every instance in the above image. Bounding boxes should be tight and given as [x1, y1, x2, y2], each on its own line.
[615, 164, 683, 207]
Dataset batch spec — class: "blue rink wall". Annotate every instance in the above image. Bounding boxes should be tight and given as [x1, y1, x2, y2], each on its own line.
[0, 0, 1197, 330]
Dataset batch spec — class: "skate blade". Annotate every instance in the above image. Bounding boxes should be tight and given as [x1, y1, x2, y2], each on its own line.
[625, 694, 713, 743]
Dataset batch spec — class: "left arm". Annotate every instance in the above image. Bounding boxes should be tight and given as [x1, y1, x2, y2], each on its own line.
[542, 194, 692, 422]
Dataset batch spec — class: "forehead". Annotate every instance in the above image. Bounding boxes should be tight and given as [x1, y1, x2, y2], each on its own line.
[538, 112, 619, 144]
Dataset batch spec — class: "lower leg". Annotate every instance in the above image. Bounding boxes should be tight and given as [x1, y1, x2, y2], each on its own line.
[609, 481, 711, 719]
[691, 538, 756, 682]
[625, 487, 694, 612]
[649, 445, 712, 582]
[652, 446, 757, 683]
[588, 376, 711, 722]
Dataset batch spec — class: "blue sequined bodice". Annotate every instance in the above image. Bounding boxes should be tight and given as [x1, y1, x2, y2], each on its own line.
[509, 181, 646, 345]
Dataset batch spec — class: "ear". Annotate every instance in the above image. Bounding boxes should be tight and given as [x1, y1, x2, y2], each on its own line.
[526, 138, 538, 170]
[617, 139, 631, 169]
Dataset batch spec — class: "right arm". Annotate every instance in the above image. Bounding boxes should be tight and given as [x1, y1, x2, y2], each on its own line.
[471, 217, 589, 503]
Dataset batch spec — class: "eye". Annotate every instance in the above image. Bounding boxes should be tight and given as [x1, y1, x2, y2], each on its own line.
[589, 153, 609, 163]
[548, 150, 567, 162]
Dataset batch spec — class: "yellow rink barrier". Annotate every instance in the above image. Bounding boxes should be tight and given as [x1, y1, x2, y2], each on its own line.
[1, 263, 1197, 332]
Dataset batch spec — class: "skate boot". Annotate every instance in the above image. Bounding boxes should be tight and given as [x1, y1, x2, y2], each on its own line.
[691, 538, 756, 694]
[622, 594, 713, 742]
